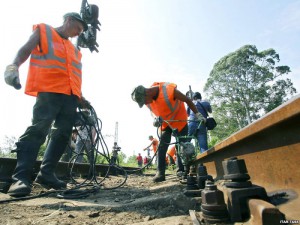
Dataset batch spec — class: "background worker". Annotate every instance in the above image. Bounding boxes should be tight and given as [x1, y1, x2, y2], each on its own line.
[61, 129, 78, 162]
[131, 82, 205, 182]
[136, 153, 143, 168]
[4, 12, 88, 197]
[74, 109, 96, 164]
[143, 156, 150, 169]
[166, 145, 176, 166]
[111, 142, 121, 165]
[143, 135, 159, 163]
[187, 92, 212, 153]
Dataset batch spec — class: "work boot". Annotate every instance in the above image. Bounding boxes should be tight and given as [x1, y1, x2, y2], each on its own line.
[35, 140, 67, 189]
[152, 170, 165, 182]
[7, 141, 40, 197]
[7, 180, 32, 197]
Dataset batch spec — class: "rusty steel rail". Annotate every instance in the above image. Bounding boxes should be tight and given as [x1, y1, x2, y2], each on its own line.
[0, 158, 141, 192]
[193, 94, 300, 221]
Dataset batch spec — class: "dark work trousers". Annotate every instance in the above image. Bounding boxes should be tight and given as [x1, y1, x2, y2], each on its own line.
[18, 92, 78, 147]
[157, 124, 189, 173]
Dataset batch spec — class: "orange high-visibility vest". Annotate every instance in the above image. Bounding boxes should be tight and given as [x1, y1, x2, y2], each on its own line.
[25, 23, 82, 98]
[167, 145, 177, 162]
[167, 145, 176, 158]
[167, 145, 176, 163]
[152, 138, 158, 153]
[148, 82, 188, 131]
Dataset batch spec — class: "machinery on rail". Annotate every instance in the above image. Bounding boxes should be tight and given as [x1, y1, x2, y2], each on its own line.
[77, 0, 101, 52]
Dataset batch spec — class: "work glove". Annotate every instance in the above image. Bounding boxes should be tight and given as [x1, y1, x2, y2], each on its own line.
[4, 64, 21, 90]
[195, 112, 206, 123]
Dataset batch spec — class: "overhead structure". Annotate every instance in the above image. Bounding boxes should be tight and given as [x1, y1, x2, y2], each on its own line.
[114, 122, 118, 144]
[77, 0, 101, 52]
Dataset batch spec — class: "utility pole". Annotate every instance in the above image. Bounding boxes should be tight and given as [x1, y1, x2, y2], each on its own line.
[114, 122, 118, 144]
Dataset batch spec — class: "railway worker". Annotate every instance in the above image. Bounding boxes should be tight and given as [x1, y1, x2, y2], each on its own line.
[61, 129, 78, 162]
[166, 145, 176, 166]
[4, 12, 88, 197]
[111, 142, 121, 165]
[143, 156, 149, 169]
[143, 135, 159, 155]
[74, 109, 96, 164]
[136, 153, 143, 168]
[187, 92, 212, 153]
[143, 135, 159, 163]
[131, 82, 205, 182]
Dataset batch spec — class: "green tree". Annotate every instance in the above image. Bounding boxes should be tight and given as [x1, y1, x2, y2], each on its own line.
[95, 153, 109, 164]
[0, 135, 18, 158]
[118, 152, 127, 165]
[126, 155, 138, 167]
[204, 45, 297, 140]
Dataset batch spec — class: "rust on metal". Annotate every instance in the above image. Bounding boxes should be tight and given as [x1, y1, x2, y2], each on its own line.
[248, 199, 285, 225]
[193, 94, 300, 220]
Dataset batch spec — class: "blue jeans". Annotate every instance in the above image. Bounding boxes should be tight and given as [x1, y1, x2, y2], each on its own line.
[188, 122, 208, 153]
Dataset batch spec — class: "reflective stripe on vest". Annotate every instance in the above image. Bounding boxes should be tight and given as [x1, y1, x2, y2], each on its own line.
[31, 25, 82, 78]
[148, 82, 187, 131]
[148, 83, 180, 120]
[162, 82, 180, 120]
[25, 23, 82, 97]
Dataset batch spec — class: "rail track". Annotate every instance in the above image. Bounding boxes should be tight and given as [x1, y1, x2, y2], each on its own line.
[0, 158, 141, 192]
[0, 94, 299, 224]
[192, 94, 300, 223]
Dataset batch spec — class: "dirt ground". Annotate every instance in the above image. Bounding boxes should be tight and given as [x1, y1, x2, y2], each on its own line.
[0, 171, 202, 225]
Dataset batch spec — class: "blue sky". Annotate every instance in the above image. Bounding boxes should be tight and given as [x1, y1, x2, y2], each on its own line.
[0, 0, 299, 158]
